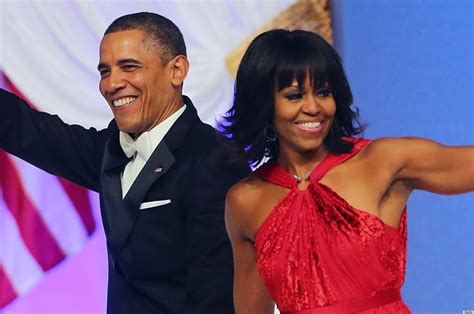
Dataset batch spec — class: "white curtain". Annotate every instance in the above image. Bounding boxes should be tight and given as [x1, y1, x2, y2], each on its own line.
[0, 0, 294, 127]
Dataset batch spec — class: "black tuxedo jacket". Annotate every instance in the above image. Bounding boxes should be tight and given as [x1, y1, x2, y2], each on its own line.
[0, 89, 250, 313]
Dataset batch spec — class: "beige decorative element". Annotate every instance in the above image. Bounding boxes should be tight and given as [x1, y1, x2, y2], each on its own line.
[225, 0, 333, 78]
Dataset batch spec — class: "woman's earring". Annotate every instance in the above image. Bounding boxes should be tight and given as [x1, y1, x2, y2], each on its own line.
[264, 125, 277, 142]
[264, 125, 277, 156]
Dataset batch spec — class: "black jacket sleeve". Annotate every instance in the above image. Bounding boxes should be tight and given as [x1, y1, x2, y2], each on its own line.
[0, 88, 107, 191]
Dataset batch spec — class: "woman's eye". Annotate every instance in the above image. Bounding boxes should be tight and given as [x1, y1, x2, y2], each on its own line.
[315, 88, 331, 97]
[285, 92, 304, 101]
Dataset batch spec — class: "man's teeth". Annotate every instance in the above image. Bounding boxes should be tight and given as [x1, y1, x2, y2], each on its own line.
[113, 97, 137, 107]
[299, 121, 322, 128]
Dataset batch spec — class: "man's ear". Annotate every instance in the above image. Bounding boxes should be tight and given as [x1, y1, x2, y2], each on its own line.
[170, 55, 189, 87]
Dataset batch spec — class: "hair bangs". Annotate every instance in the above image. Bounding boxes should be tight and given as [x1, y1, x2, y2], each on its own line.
[274, 42, 332, 92]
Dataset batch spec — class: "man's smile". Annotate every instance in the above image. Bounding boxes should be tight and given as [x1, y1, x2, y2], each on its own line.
[112, 96, 137, 107]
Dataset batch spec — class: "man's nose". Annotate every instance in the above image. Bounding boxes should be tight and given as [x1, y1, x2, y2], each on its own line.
[104, 71, 126, 94]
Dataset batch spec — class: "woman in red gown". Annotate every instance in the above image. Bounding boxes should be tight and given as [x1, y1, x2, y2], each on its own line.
[221, 29, 473, 313]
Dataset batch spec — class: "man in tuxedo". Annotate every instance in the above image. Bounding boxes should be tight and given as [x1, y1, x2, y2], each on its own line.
[0, 12, 249, 313]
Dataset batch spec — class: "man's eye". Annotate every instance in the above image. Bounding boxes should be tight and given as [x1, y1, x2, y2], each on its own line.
[99, 69, 110, 78]
[315, 88, 331, 97]
[122, 64, 138, 71]
[285, 92, 304, 101]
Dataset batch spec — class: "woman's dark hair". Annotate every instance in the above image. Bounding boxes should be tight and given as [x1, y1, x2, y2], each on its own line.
[220, 29, 364, 167]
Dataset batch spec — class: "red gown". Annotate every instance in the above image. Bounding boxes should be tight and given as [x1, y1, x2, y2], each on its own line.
[254, 138, 411, 314]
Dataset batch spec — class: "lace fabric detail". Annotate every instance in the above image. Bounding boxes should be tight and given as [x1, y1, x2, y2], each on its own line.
[254, 138, 410, 313]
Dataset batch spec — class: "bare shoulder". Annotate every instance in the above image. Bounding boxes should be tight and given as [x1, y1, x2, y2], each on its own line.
[365, 136, 440, 153]
[359, 137, 427, 163]
[347, 137, 413, 178]
[363, 137, 447, 161]
[358, 136, 452, 180]
[363, 137, 404, 154]
[227, 175, 266, 207]
[226, 176, 268, 236]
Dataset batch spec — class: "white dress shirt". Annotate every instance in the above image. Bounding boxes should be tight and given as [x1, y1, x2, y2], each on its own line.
[119, 105, 186, 198]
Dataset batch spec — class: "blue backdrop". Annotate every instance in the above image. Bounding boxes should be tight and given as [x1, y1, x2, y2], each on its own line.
[333, 1, 473, 312]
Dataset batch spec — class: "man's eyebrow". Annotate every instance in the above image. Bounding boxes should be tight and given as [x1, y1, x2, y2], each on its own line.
[97, 59, 141, 71]
[117, 58, 141, 65]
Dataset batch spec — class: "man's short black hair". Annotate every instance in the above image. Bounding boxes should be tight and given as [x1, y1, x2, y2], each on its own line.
[105, 12, 187, 63]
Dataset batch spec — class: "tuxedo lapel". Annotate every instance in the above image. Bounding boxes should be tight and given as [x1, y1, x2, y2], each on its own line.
[105, 140, 175, 252]
[101, 96, 199, 253]
[161, 95, 198, 152]
[100, 121, 132, 252]
[123, 141, 175, 210]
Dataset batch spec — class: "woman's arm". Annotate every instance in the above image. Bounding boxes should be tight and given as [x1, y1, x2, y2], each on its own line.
[225, 183, 275, 314]
[372, 137, 474, 194]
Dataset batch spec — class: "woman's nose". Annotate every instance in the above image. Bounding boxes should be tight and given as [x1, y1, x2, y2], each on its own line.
[302, 94, 322, 115]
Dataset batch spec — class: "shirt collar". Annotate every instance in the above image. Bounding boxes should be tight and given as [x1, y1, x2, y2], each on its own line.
[119, 105, 186, 161]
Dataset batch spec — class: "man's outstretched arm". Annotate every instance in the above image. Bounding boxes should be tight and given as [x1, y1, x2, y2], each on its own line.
[0, 88, 107, 191]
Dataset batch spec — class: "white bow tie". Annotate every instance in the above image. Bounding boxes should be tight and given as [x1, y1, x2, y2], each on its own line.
[119, 131, 153, 160]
